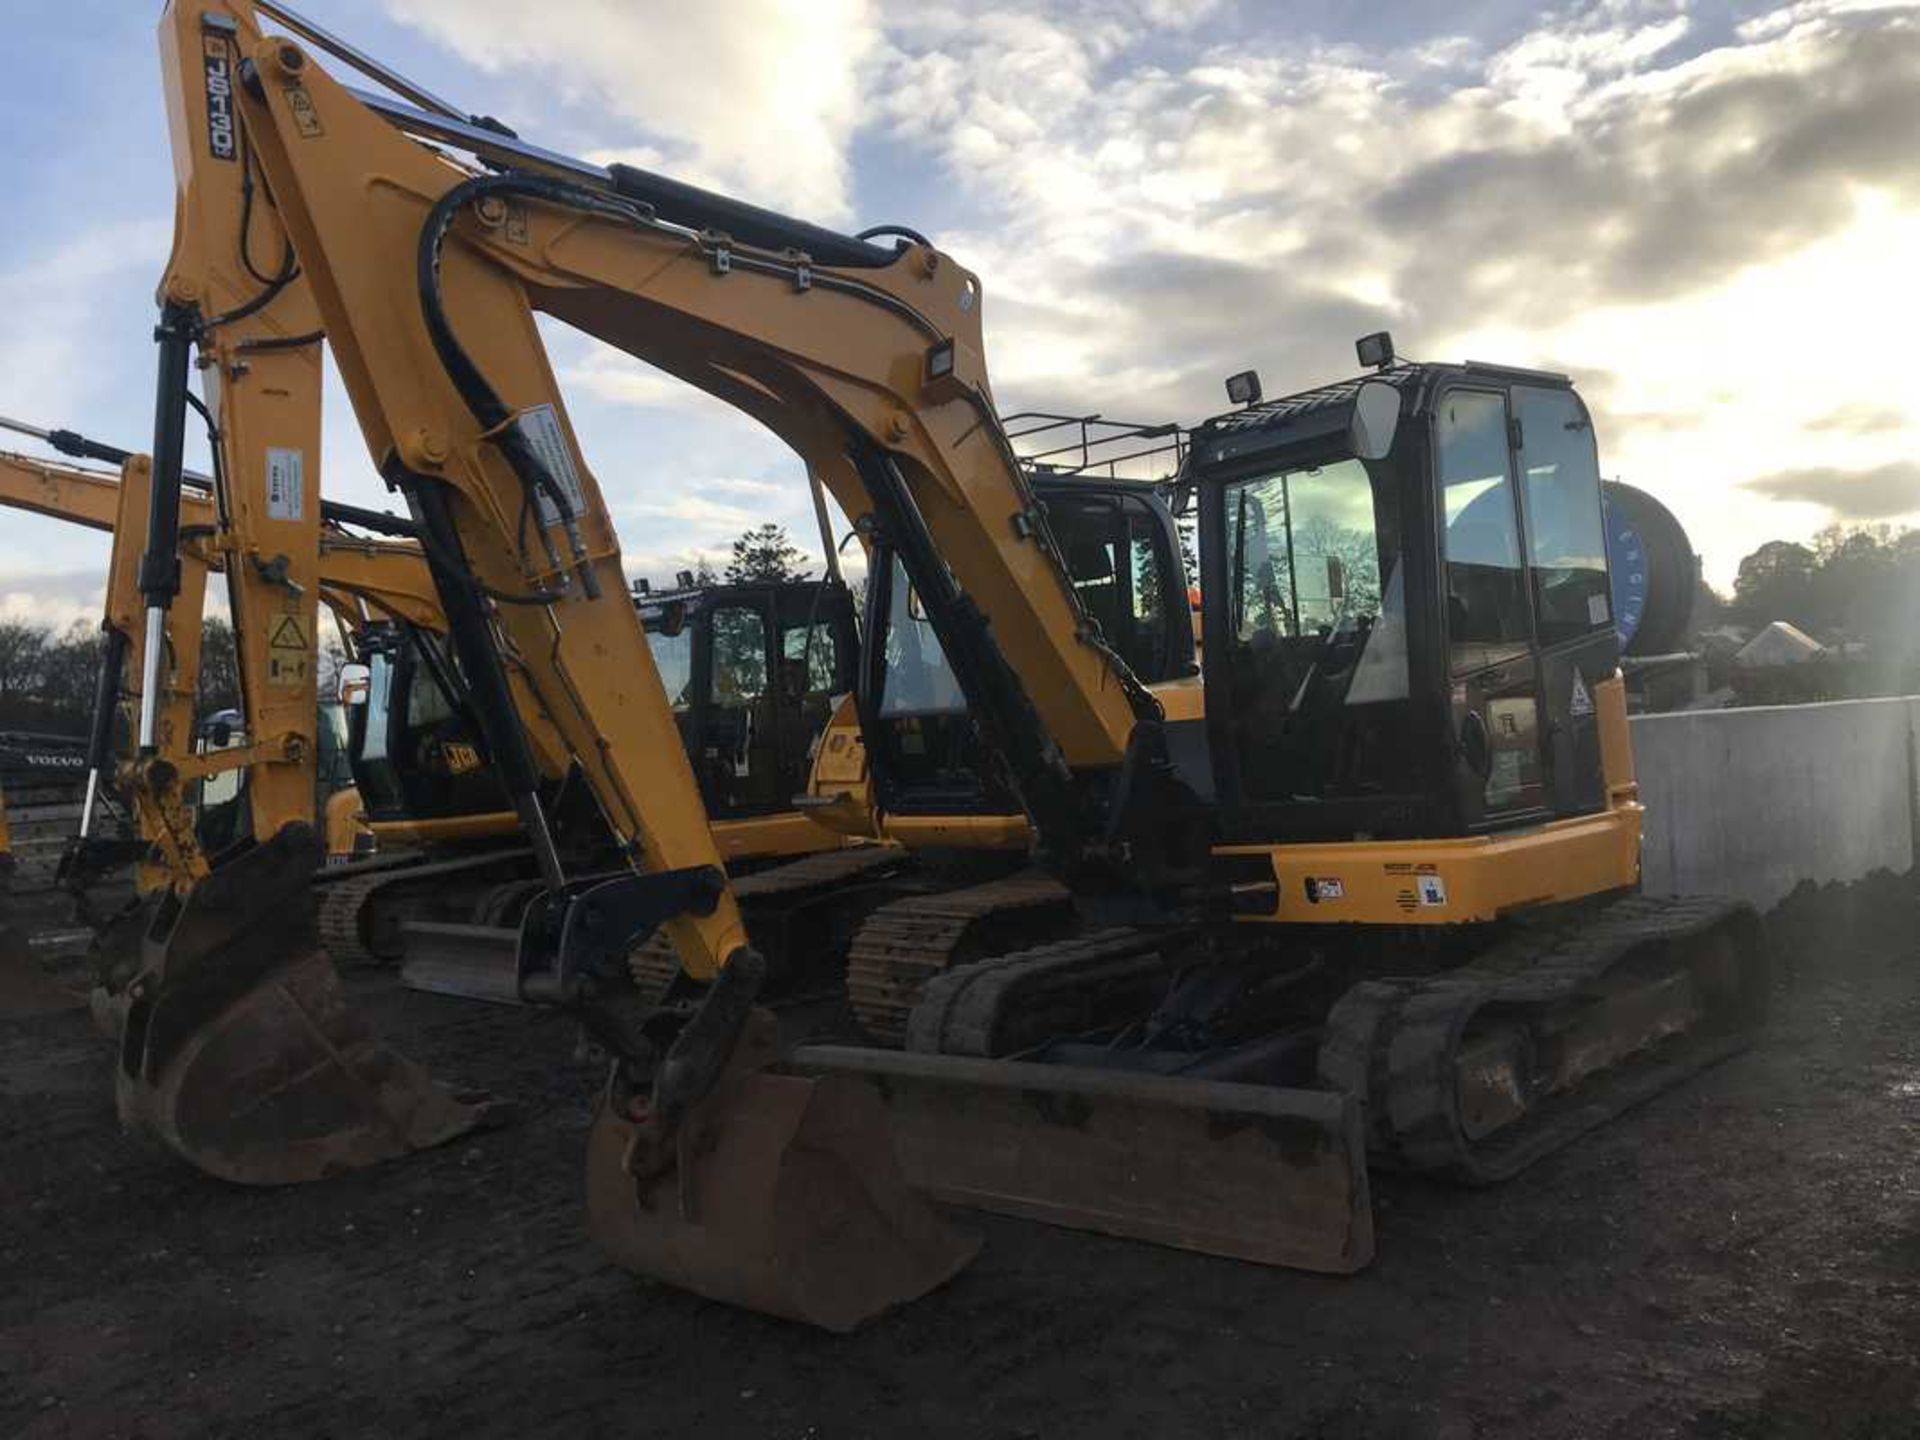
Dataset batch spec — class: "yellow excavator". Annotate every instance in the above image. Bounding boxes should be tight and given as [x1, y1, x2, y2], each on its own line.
[136, 0, 1760, 1331]
[326, 563, 880, 989]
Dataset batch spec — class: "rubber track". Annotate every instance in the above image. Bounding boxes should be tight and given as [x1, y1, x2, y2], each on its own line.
[627, 845, 914, 1000]
[905, 926, 1172, 1057]
[844, 872, 1073, 1045]
[1316, 893, 1763, 1184]
[315, 848, 532, 968]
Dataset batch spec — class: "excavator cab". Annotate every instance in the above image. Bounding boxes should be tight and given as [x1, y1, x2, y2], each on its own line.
[1193, 359, 1620, 849]
[859, 477, 1194, 821]
[638, 579, 859, 823]
[186, 708, 250, 856]
[344, 621, 509, 827]
[186, 702, 366, 863]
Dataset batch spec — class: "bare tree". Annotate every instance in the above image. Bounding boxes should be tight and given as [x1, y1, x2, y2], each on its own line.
[196, 618, 241, 714]
[35, 621, 105, 722]
[0, 621, 48, 699]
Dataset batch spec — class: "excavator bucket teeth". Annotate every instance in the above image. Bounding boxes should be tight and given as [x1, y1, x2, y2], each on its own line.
[114, 825, 509, 1185]
[792, 1045, 1375, 1274]
[587, 1019, 979, 1332]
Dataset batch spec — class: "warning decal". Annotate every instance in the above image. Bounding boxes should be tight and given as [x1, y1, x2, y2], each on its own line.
[268, 615, 306, 651]
[267, 614, 310, 689]
[1570, 670, 1595, 718]
[285, 85, 325, 138]
[516, 404, 589, 528]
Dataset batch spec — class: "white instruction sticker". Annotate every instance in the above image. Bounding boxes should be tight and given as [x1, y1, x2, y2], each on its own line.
[1417, 874, 1448, 907]
[266, 447, 305, 521]
[515, 403, 588, 528]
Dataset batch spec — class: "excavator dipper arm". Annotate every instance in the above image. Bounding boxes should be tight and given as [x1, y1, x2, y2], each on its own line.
[93, 1, 508, 1187]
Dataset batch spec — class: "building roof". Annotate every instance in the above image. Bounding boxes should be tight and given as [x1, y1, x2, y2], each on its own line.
[1734, 620, 1825, 668]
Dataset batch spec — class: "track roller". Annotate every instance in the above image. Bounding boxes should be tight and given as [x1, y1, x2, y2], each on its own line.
[1319, 894, 1764, 1182]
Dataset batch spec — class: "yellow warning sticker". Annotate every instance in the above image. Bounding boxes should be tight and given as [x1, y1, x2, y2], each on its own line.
[285, 85, 324, 138]
[268, 614, 307, 651]
[266, 613, 310, 689]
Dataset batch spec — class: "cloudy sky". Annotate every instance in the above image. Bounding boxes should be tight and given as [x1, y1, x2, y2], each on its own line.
[1, 0, 1916, 633]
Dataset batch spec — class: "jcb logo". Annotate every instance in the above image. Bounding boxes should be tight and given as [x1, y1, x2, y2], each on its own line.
[441, 742, 482, 775]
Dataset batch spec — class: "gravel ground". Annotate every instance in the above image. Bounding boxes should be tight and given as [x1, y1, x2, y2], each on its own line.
[3, 878, 1917, 1439]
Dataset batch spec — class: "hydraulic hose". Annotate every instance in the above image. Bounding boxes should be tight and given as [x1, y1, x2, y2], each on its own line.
[416, 172, 643, 601]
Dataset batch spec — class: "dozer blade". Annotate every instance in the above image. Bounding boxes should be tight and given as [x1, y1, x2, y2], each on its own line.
[791, 1045, 1375, 1274]
[398, 920, 524, 1005]
[115, 824, 510, 1185]
[587, 1011, 980, 1332]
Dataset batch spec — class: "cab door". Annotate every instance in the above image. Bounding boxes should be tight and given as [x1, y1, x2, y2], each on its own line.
[1511, 384, 1617, 818]
[1434, 387, 1551, 829]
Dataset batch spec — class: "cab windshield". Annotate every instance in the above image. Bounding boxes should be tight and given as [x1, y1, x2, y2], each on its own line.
[1218, 449, 1417, 813]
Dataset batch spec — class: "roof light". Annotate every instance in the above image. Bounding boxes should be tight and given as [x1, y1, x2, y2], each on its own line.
[1355, 331, 1395, 370]
[1224, 370, 1262, 406]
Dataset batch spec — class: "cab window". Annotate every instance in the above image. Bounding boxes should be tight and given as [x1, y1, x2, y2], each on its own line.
[1218, 454, 1415, 808]
[781, 622, 840, 697]
[1438, 390, 1531, 672]
[710, 606, 767, 704]
[1047, 495, 1179, 683]
[1515, 386, 1610, 646]
[879, 561, 964, 716]
[646, 624, 695, 710]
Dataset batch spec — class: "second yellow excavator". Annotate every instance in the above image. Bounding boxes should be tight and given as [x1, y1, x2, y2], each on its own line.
[138, 0, 1760, 1332]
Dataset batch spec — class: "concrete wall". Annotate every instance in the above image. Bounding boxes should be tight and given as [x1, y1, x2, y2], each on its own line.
[1631, 697, 1919, 909]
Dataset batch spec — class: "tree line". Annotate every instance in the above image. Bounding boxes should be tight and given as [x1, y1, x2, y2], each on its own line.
[5, 517, 1914, 735]
[1717, 523, 1920, 652]
[0, 617, 241, 735]
[0, 522, 818, 738]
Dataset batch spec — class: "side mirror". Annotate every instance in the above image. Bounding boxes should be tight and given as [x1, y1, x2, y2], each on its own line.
[337, 662, 371, 707]
[1349, 379, 1400, 460]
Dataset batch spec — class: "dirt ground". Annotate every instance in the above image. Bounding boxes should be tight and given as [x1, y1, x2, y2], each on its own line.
[3, 880, 1918, 1440]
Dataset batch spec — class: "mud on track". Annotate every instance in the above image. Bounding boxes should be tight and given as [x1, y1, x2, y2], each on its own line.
[3, 878, 1919, 1439]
